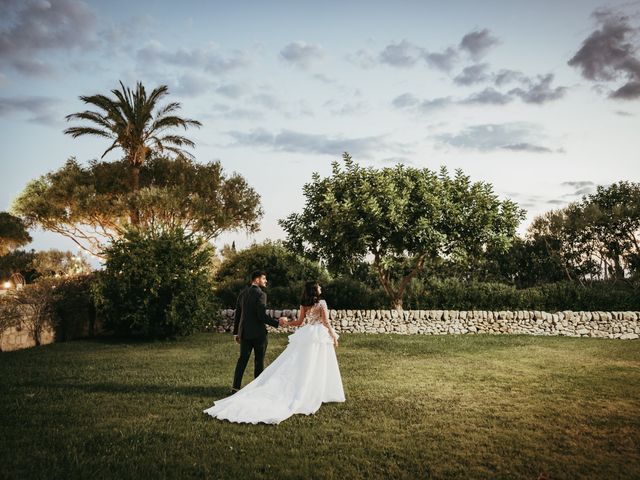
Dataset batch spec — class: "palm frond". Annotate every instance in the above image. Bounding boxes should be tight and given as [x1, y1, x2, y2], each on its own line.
[64, 110, 114, 131]
[78, 94, 118, 112]
[154, 102, 181, 118]
[148, 116, 202, 136]
[100, 139, 121, 158]
[75, 93, 128, 131]
[112, 82, 135, 125]
[158, 134, 196, 148]
[147, 84, 169, 106]
[63, 126, 113, 139]
[163, 145, 195, 159]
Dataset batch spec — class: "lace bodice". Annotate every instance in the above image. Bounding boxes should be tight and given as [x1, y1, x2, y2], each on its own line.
[304, 300, 329, 326]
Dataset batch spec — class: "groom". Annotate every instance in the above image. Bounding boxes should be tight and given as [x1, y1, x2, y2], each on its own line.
[231, 270, 287, 394]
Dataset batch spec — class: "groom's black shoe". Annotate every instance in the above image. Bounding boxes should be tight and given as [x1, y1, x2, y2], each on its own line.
[229, 387, 240, 395]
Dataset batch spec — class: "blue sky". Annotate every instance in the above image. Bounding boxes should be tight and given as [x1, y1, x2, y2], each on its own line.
[1, 0, 639, 262]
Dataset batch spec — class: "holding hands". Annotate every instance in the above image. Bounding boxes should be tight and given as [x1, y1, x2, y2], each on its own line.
[278, 317, 289, 327]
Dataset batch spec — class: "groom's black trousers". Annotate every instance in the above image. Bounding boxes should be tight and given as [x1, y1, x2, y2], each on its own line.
[232, 336, 268, 390]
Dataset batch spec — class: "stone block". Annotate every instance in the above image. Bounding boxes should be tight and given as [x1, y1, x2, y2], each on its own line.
[621, 333, 639, 340]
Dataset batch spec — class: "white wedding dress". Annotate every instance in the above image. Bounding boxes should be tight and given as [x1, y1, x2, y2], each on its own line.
[203, 299, 345, 424]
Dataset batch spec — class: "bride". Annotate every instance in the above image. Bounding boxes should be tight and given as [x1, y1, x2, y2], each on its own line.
[203, 281, 345, 424]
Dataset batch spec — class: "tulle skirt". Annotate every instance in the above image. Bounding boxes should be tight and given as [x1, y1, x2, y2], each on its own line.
[203, 324, 345, 424]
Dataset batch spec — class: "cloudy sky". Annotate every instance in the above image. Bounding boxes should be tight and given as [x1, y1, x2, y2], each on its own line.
[1, 0, 639, 261]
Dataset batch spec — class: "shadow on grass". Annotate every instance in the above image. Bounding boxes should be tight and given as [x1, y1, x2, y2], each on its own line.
[76, 334, 187, 345]
[345, 333, 543, 358]
[15, 381, 230, 399]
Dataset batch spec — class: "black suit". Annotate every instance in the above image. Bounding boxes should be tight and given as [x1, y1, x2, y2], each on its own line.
[232, 284, 279, 390]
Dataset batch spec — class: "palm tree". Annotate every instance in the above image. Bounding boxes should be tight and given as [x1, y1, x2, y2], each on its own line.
[64, 81, 202, 225]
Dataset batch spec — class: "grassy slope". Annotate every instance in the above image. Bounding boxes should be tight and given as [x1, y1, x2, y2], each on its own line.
[1, 333, 639, 479]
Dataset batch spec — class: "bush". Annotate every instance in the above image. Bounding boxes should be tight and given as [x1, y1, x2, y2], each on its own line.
[215, 276, 386, 310]
[536, 280, 640, 311]
[265, 282, 308, 308]
[403, 278, 521, 310]
[50, 274, 96, 340]
[215, 278, 249, 308]
[0, 275, 98, 346]
[216, 280, 313, 309]
[214, 241, 329, 308]
[402, 277, 640, 311]
[323, 277, 386, 309]
[0, 278, 58, 346]
[93, 228, 219, 339]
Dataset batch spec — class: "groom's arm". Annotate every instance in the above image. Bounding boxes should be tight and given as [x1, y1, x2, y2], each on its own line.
[233, 290, 243, 336]
[256, 290, 280, 328]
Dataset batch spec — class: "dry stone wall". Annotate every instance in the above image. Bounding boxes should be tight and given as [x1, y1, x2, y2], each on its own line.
[3, 308, 638, 352]
[219, 309, 640, 339]
[0, 318, 55, 351]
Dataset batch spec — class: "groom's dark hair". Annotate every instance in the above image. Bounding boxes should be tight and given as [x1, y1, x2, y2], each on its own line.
[250, 270, 267, 281]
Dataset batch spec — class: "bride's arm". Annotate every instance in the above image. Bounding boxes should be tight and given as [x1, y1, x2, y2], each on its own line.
[287, 306, 306, 327]
[319, 301, 338, 341]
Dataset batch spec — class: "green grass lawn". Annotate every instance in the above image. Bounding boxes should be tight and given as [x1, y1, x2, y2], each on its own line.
[1, 333, 639, 480]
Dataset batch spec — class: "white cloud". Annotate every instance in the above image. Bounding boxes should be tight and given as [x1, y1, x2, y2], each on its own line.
[433, 123, 562, 153]
[279, 41, 324, 69]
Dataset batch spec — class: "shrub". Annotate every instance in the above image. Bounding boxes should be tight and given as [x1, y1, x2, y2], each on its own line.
[215, 278, 249, 308]
[214, 241, 329, 308]
[402, 277, 640, 311]
[0, 278, 58, 346]
[322, 277, 386, 309]
[217, 280, 312, 309]
[0, 274, 98, 347]
[536, 280, 640, 311]
[93, 228, 218, 339]
[50, 274, 96, 340]
[403, 278, 524, 310]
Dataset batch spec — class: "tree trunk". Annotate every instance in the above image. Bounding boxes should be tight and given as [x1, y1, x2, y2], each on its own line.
[374, 253, 428, 312]
[32, 316, 41, 346]
[131, 164, 140, 192]
[130, 165, 140, 226]
[392, 296, 403, 311]
[612, 254, 625, 280]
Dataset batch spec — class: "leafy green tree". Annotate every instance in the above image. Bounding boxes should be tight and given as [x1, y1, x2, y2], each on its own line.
[525, 207, 599, 284]
[482, 236, 570, 287]
[580, 181, 640, 279]
[525, 181, 640, 282]
[0, 212, 31, 255]
[64, 81, 202, 224]
[13, 156, 261, 257]
[280, 153, 525, 309]
[92, 227, 217, 339]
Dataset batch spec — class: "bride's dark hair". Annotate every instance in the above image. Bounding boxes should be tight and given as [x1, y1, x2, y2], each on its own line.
[300, 281, 321, 307]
